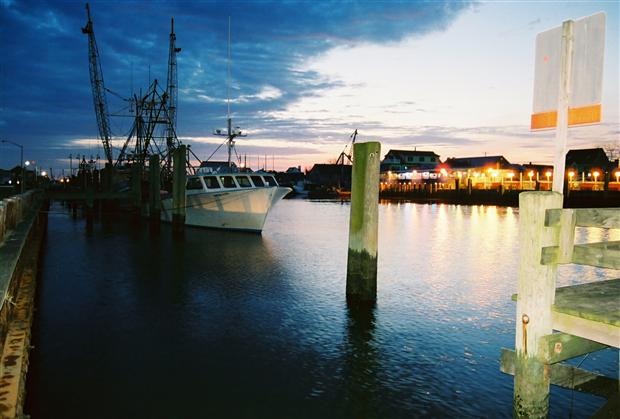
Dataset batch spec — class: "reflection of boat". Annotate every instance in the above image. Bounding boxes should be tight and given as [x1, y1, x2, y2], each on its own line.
[161, 172, 290, 232]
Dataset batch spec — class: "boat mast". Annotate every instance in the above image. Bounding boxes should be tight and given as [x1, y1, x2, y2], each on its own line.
[227, 16, 232, 170]
[213, 16, 245, 170]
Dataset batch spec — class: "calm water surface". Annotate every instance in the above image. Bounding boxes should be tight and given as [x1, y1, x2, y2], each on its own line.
[26, 200, 618, 418]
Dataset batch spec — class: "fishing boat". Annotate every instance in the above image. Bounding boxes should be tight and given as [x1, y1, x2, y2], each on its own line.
[161, 171, 290, 232]
[161, 18, 290, 232]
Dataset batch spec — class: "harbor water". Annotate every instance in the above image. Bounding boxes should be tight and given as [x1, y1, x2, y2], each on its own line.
[26, 199, 618, 418]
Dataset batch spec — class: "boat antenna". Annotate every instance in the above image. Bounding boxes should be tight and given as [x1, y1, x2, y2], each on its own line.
[212, 16, 245, 169]
[227, 16, 231, 128]
[227, 16, 232, 169]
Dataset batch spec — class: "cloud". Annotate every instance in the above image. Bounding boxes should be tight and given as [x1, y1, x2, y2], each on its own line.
[0, 0, 474, 169]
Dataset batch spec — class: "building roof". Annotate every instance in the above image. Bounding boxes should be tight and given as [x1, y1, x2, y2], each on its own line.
[445, 155, 511, 169]
[308, 164, 352, 174]
[566, 148, 610, 165]
[384, 149, 439, 158]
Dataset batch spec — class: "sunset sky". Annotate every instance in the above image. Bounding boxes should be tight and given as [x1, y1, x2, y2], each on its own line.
[0, 1, 618, 172]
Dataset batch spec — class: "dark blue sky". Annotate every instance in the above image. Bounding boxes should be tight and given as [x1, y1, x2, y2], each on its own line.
[0, 0, 473, 170]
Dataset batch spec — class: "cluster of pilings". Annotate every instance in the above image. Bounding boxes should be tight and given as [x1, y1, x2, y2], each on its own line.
[47, 146, 189, 235]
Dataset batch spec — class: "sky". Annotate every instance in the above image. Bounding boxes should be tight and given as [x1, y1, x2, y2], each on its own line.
[0, 0, 618, 172]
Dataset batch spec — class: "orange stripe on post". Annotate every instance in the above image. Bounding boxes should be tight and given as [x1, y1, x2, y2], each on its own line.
[531, 111, 557, 130]
[568, 104, 601, 126]
[531, 104, 601, 130]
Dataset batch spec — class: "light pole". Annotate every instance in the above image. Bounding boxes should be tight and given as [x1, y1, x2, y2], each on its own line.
[528, 170, 534, 189]
[593, 170, 600, 190]
[545, 171, 552, 190]
[1, 139, 24, 194]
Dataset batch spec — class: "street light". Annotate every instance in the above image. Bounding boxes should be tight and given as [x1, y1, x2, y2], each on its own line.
[593, 170, 600, 190]
[545, 170, 552, 190]
[528, 170, 534, 189]
[0, 139, 24, 194]
[568, 171, 575, 190]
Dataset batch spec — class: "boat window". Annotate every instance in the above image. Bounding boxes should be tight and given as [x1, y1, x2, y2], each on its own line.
[264, 176, 278, 186]
[235, 176, 252, 188]
[250, 176, 265, 187]
[186, 177, 204, 190]
[204, 176, 220, 189]
[219, 176, 236, 188]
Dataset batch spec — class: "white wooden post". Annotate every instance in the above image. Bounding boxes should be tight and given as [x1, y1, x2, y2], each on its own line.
[514, 191, 563, 418]
[552, 20, 574, 193]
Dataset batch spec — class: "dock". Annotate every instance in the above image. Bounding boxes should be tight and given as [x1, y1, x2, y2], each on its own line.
[500, 192, 619, 418]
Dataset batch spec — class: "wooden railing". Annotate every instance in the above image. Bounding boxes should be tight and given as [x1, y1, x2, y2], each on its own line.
[500, 192, 619, 418]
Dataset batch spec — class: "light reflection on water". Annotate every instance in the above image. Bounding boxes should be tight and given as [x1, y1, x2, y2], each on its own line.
[26, 200, 618, 418]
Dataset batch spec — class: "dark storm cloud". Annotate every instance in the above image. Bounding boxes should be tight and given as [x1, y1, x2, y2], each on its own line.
[0, 0, 473, 167]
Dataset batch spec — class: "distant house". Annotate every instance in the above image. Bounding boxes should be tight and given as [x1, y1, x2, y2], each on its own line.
[306, 164, 351, 189]
[381, 149, 440, 172]
[566, 148, 612, 174]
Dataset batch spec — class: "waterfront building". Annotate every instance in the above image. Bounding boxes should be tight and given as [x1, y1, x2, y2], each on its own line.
[445, 155, 519, 189]
[566, 147, 613, 176]
[380, 149, 442, 184]
[380, 149, 440, 172]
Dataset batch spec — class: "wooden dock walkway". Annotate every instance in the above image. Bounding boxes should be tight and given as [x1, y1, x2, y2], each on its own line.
[500, 192, 619, 418]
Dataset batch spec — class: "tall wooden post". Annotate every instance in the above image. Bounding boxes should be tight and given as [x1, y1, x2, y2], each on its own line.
[346, 142, 381, 303]
[513, 191, 562, 418]
[172, 145, 186, 234]
[131, 164, 142, 213]
[102, 162, 112, 192]
[149, 154, 161, 226]
[552, 20, 574, 193]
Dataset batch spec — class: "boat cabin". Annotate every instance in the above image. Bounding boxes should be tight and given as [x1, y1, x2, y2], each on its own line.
[186, 173, 279, 194]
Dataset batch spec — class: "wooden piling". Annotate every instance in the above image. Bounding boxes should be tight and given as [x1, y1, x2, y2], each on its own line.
[513, 191, 562, 418]
[102, 162, 113, 192]
[172, 145, 186, 234]
[149, 154, 161, 227]
[131, 164, 142, 213]
[346, 142, 381, 303]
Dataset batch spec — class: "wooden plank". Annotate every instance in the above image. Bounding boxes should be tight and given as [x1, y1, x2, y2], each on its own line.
[500, 348, 618, 399]
[537, 332, 608, 364]
[572, 241, 620, 269]
[558, 209, 575, 263]
[546, 208, 620, 229]
[552, 311, 619, 348]
[541, 242, 620, 269]
[554, 279, 620, 327]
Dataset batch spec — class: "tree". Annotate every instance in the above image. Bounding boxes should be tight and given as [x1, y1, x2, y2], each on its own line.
[600, 142, 620, 161]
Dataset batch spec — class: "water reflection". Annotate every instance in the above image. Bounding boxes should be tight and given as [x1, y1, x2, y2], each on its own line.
[342, 300, 378, 419]
[26, 200, 617, 418]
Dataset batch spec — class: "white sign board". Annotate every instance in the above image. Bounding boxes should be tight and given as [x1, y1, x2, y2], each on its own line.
[531, 12, 605, 130]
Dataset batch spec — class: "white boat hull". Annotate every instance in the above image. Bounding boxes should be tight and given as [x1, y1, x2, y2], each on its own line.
[161, 186, 290, 232]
